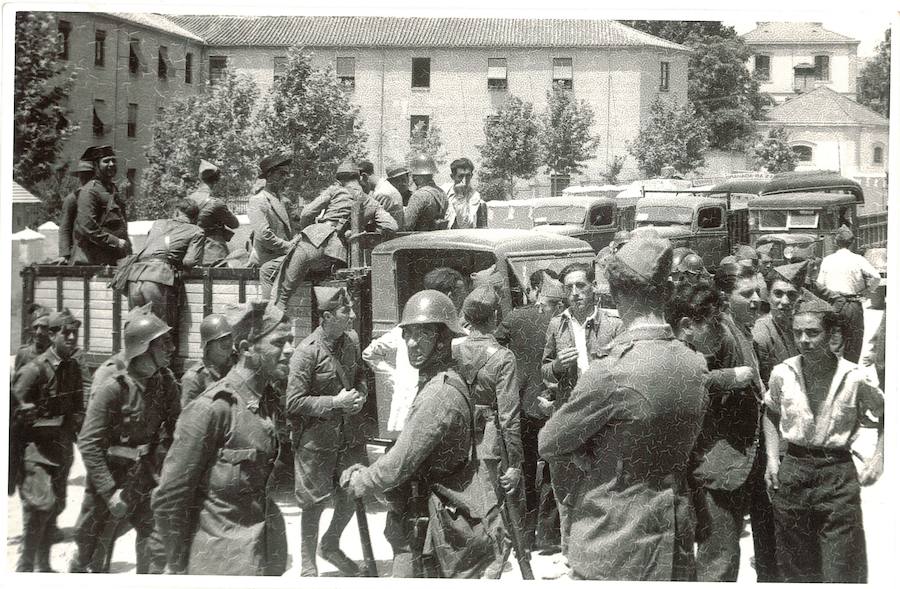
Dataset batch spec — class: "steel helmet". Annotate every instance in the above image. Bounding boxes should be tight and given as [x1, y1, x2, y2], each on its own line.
[123, 313, 172, 361]
[670, 247, 694, 273]
[200, 313, 233, 348]
[678, 253, 709, 276]
[399, 290, 466, 336]
[409, 154, 438, 176]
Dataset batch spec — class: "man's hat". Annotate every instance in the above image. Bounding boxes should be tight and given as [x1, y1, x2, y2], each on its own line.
[314, 286, 353, 312]
[386, 162, 410, 179]
[48, 308, 81, 330]
[335, 159, 360, 180]
[225, 301, 287, 343]
[470, 265, 504, 289]
[357, 160, 375, 175]
[734, 245, 759, 262]
[258, 153, 292, 179]
[772, 260, 808, 289]
[539, 277, 565, 302]
[613, 238, 673, 286]
[836, 224, 855, 242]
[199, 159, 220, 181]
[28, 304, 51, 328]
[71, 160, 93, 175]
[80, 145, 115, 162]
[794, 292, 834, 316]
[462, 286, 500, 324]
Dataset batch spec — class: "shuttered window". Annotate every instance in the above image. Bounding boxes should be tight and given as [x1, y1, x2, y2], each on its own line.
[336, 57, 355, 87]
[552, 58, 573, 90]
[487, 58, 508, 90]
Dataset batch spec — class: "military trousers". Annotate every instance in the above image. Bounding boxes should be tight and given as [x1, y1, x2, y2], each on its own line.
[747, 445, 780, 582]
[384, 507, 438, 577]
[695, 486, 749, 582]
[17, 459, 66, 571]
[202, 238, 229, 266]
[772, 445, 866, 583]
[259, 256, 284, 300]
[273, 240, 338, 310]
[521, 415, 541, 551]
[835, 298, 865, 363]
[127, 280, 179, 329]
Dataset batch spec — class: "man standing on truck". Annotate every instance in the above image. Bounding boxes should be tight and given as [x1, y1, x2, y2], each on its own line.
[442, 157, 487, 229]
[71, 145, 132, 266]
[57, 158, 94, 263]
[369, 161, 408, 228]
[815, 225, 881, 363]
[187, 159, 240, 266]
[249, 153, 295, 298]
[179, 313, 235, 408]
[404, 154, 448, 231]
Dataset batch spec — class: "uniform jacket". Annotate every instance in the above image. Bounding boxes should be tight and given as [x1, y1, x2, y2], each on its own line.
[404, 184, 448, 231]
[496, 304, 554, 419]
[538, 325, 709, 581]
[152, 370, 287, 576]
[78, 359, 180, 500]
[71, 178, 131, 266]
[455, 333, 523, 465]
[247, 189, 293, 266]
[188, 186, 240, 264]
[752, 314, 798, 384]
[127, 218, 205, 286]
[59, 190, 78, 258]
[14, 343, 47, 374]
[180, 360, 225, 408]
[541, 308, 624, 408]
[371, 178, 405, 228]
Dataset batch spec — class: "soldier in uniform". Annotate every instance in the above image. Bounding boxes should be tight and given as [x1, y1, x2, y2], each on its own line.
[248, 154, 295, 298]
[539, 238, 709, 581]
[122, 198, 205, 327]
[343, 290, 497, 578]
[403, 154, 449, 231]
[152, 302, 292, 576]
[180, 313, 235, 408]
[286, 286, 368, 576]
[71, 145, 132, 266]
[187, 159, 240, 266]
[272, 160, 397, 309]
[58, 158, 95, 263]
[11, 309, 85, 571]
[14, 304, 52, 373]
[69, 308, 179, 574]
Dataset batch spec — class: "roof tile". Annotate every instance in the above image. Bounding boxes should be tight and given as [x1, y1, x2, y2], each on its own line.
[742, 21, 858, 45]
[764, 86, 888, 127]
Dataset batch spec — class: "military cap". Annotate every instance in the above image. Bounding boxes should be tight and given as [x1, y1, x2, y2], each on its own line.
[734, 245, 759, 262]
[794, 293, 834, 316]
[836, 224, 855, 242]
[314, 286, 353, 312]
[386, 162, 410, 179]
[199, 159, 220, 181]
[48, 308, 81, 330]
[772, 260, 808, 289]
[357, 160, 375, 175]
[335, 159, 360, 180]
[225, 301, 287, 343]
[258, 153, 292, 179]
[719, 255, 737, 266]
[81, 145, 115, 162]
[462, 285, 501, 324]
[613, 237, 673, 285]
[71, 160, 93, 175]
[539, 277, 565, 302]
[28, 304, 51, 327]
[471, 265, 504, 289]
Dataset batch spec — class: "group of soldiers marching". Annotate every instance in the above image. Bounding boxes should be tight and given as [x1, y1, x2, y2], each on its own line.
[9, 142, 886, 581]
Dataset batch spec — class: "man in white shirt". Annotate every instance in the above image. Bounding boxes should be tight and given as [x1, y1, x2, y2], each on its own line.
[815, 225, 881, 362]
[442, 157, 486, 229]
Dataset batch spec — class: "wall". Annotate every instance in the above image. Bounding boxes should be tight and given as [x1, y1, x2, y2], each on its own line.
[747, 42, 858, 103]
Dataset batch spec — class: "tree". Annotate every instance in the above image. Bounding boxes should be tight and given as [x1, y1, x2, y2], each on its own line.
[858, 29, 890, 117]
[629, 98, 710, 177]
[257, 48, 369, 202]
[140, 72, 264, 220]
[749, 127, 798, 174]
[621, 20, 770, 150]
[477, 95, 541, 199]
[406, 120, 448, 169]
[13, 12, 78, 191]
[539, 86, 600, 178]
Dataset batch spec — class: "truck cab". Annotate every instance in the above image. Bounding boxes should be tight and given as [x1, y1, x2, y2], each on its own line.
[748, 192, 858, 257]
[634, 195, 734, 269]
[529, 196, 620, 252]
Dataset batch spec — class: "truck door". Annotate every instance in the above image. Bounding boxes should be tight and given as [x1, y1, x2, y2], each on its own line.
[693, 205, 730, 268]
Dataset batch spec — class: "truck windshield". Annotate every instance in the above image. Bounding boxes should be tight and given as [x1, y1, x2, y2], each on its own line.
[533, 205, 587, 225]
[635, 206, 693, 225]
[506, 253, 596, 303]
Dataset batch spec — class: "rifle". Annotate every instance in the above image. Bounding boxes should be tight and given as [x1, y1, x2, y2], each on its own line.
[492, 410, 534, 580]
[355, 498, 378, 577]
[409, 481, 429, 578]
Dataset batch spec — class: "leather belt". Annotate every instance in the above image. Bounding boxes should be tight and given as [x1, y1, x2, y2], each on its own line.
[108, 443, 151, 462]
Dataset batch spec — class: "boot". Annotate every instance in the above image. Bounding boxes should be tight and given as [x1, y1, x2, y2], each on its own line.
[17, 508, 44, 572]
[35, 542, 56, 573]
[300, 508, 321, 577]
[318, 543, 360, 577]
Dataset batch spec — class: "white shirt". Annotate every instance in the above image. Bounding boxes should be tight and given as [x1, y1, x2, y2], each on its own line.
[562, 306, 601, 374]
[441, 181, 483, 229]
[362, 326, 418, 431]
[816, 248, 881, 297]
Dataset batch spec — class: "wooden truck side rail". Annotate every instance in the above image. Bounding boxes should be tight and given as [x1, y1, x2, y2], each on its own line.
[857, 211, 889, 250]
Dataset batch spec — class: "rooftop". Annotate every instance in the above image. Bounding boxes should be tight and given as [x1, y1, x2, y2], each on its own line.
[12, 182, 41, 205]
[106, 13, 205, 42]
[742, 21, 858, 45]
[166, 15, 690, 50]
[373, 228, 594, 254]
[762, 86, 888, 127]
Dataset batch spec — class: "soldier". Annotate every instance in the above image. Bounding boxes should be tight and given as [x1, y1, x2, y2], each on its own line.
[57, 158, 95, 263]
[442, 157, 487, 229]
[71, 145, 132, 266]
[403, 154, 449, 231]
[272, 160, 397, 309]
[248, 153, 295, 298]
[342, 290, 498, 578]
[538, 238, 709, 581]
[121, 198, 205, 327]
[187, 159, 240, 266]
[180, 313, 235, 408]
[734, 244, 769, 303]
[370, 161, 410, 227]
[69, 307, 179, 574]
[152, 301, 291, 576]
[285, 286, 367, 576]
[815, 225, 881, 362]
[14, 304, 52, 373]
[672, 252, 712, 287]
[11, 309, 85, 572]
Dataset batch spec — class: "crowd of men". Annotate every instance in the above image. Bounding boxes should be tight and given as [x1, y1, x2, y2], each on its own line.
[8, 142, 886, 581]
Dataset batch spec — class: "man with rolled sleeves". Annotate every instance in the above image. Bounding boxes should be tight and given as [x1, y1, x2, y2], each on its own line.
[286, 286, 368, 576]
[11, 309, 85, 571]
[248, 153, 295, 297]
[539, 238, 709, 580]
[179, 313, 235, 408]
[404, 154, 448, 231]
[57, 158, 94, 263]
[370, 161, 408, 228]
[69, 307, 179, 574]
[188, 159, 240, 266]
[71, 145, 131, 266]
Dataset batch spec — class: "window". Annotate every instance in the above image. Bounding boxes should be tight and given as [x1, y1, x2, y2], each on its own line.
[787, 210, 819, 229]
[94, 30, 106, 67]
[794, 56, 830, 90]
[873, 145, 884, 164]
[487, 58, 508, 90]
[129, 38, 141, 74]
[410, 115, 430, 137]
[158, 46, 168, 79]
[92, 99, 107, 137]
[412, 58, 430, 88]
[125, 168, 137, 199]
[589, 205, 615, 227]
[273, 56, 287, 84]
[209, 56, 228, 86]
[185, 52, 193, 84]
[814, 55, 830, 81]
[754, 55, 770, 81]
[552, 58, 573, 90]
[336, 57, 356, 87]
[58, 20, 71, 60]
[791, 145, 813, 162]
[758, 210, 788, 230]
[127, 103, 138, 138]
[659, 61, 670, 92]
[697, 207, 723, 229]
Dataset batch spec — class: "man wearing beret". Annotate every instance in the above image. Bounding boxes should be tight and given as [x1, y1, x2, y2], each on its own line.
[815, 225, 881, 362]
[286, 286, 368, 576]
[153, 302, 292, 575]
[71, 145, 132, 266]
[370, 161, 409, 228]
[539, 238, 709, 580]
[57, 158, 95, 263]
[11, 310, 85, 571]
[188, 159, 240, 266]
[248, 154, 296, 297]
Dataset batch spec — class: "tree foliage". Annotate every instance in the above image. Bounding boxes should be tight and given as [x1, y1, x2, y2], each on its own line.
[477, 95, 541, 199]
[257, 48, 369, 202]
[858, 29, 891, 117]
[406, 120, 448, 169]
[539, 86, 601, 177]
[13, 12, 78, 191]
[140, 72, 264, 220]
[750, 127, 798, 174]
[629, 98, 710, 177]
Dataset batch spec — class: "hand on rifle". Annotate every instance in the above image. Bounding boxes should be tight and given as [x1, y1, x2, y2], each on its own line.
[499, 467, 522, 495]
[107, 489, 128, 519]
[340, 464, 368, 498]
